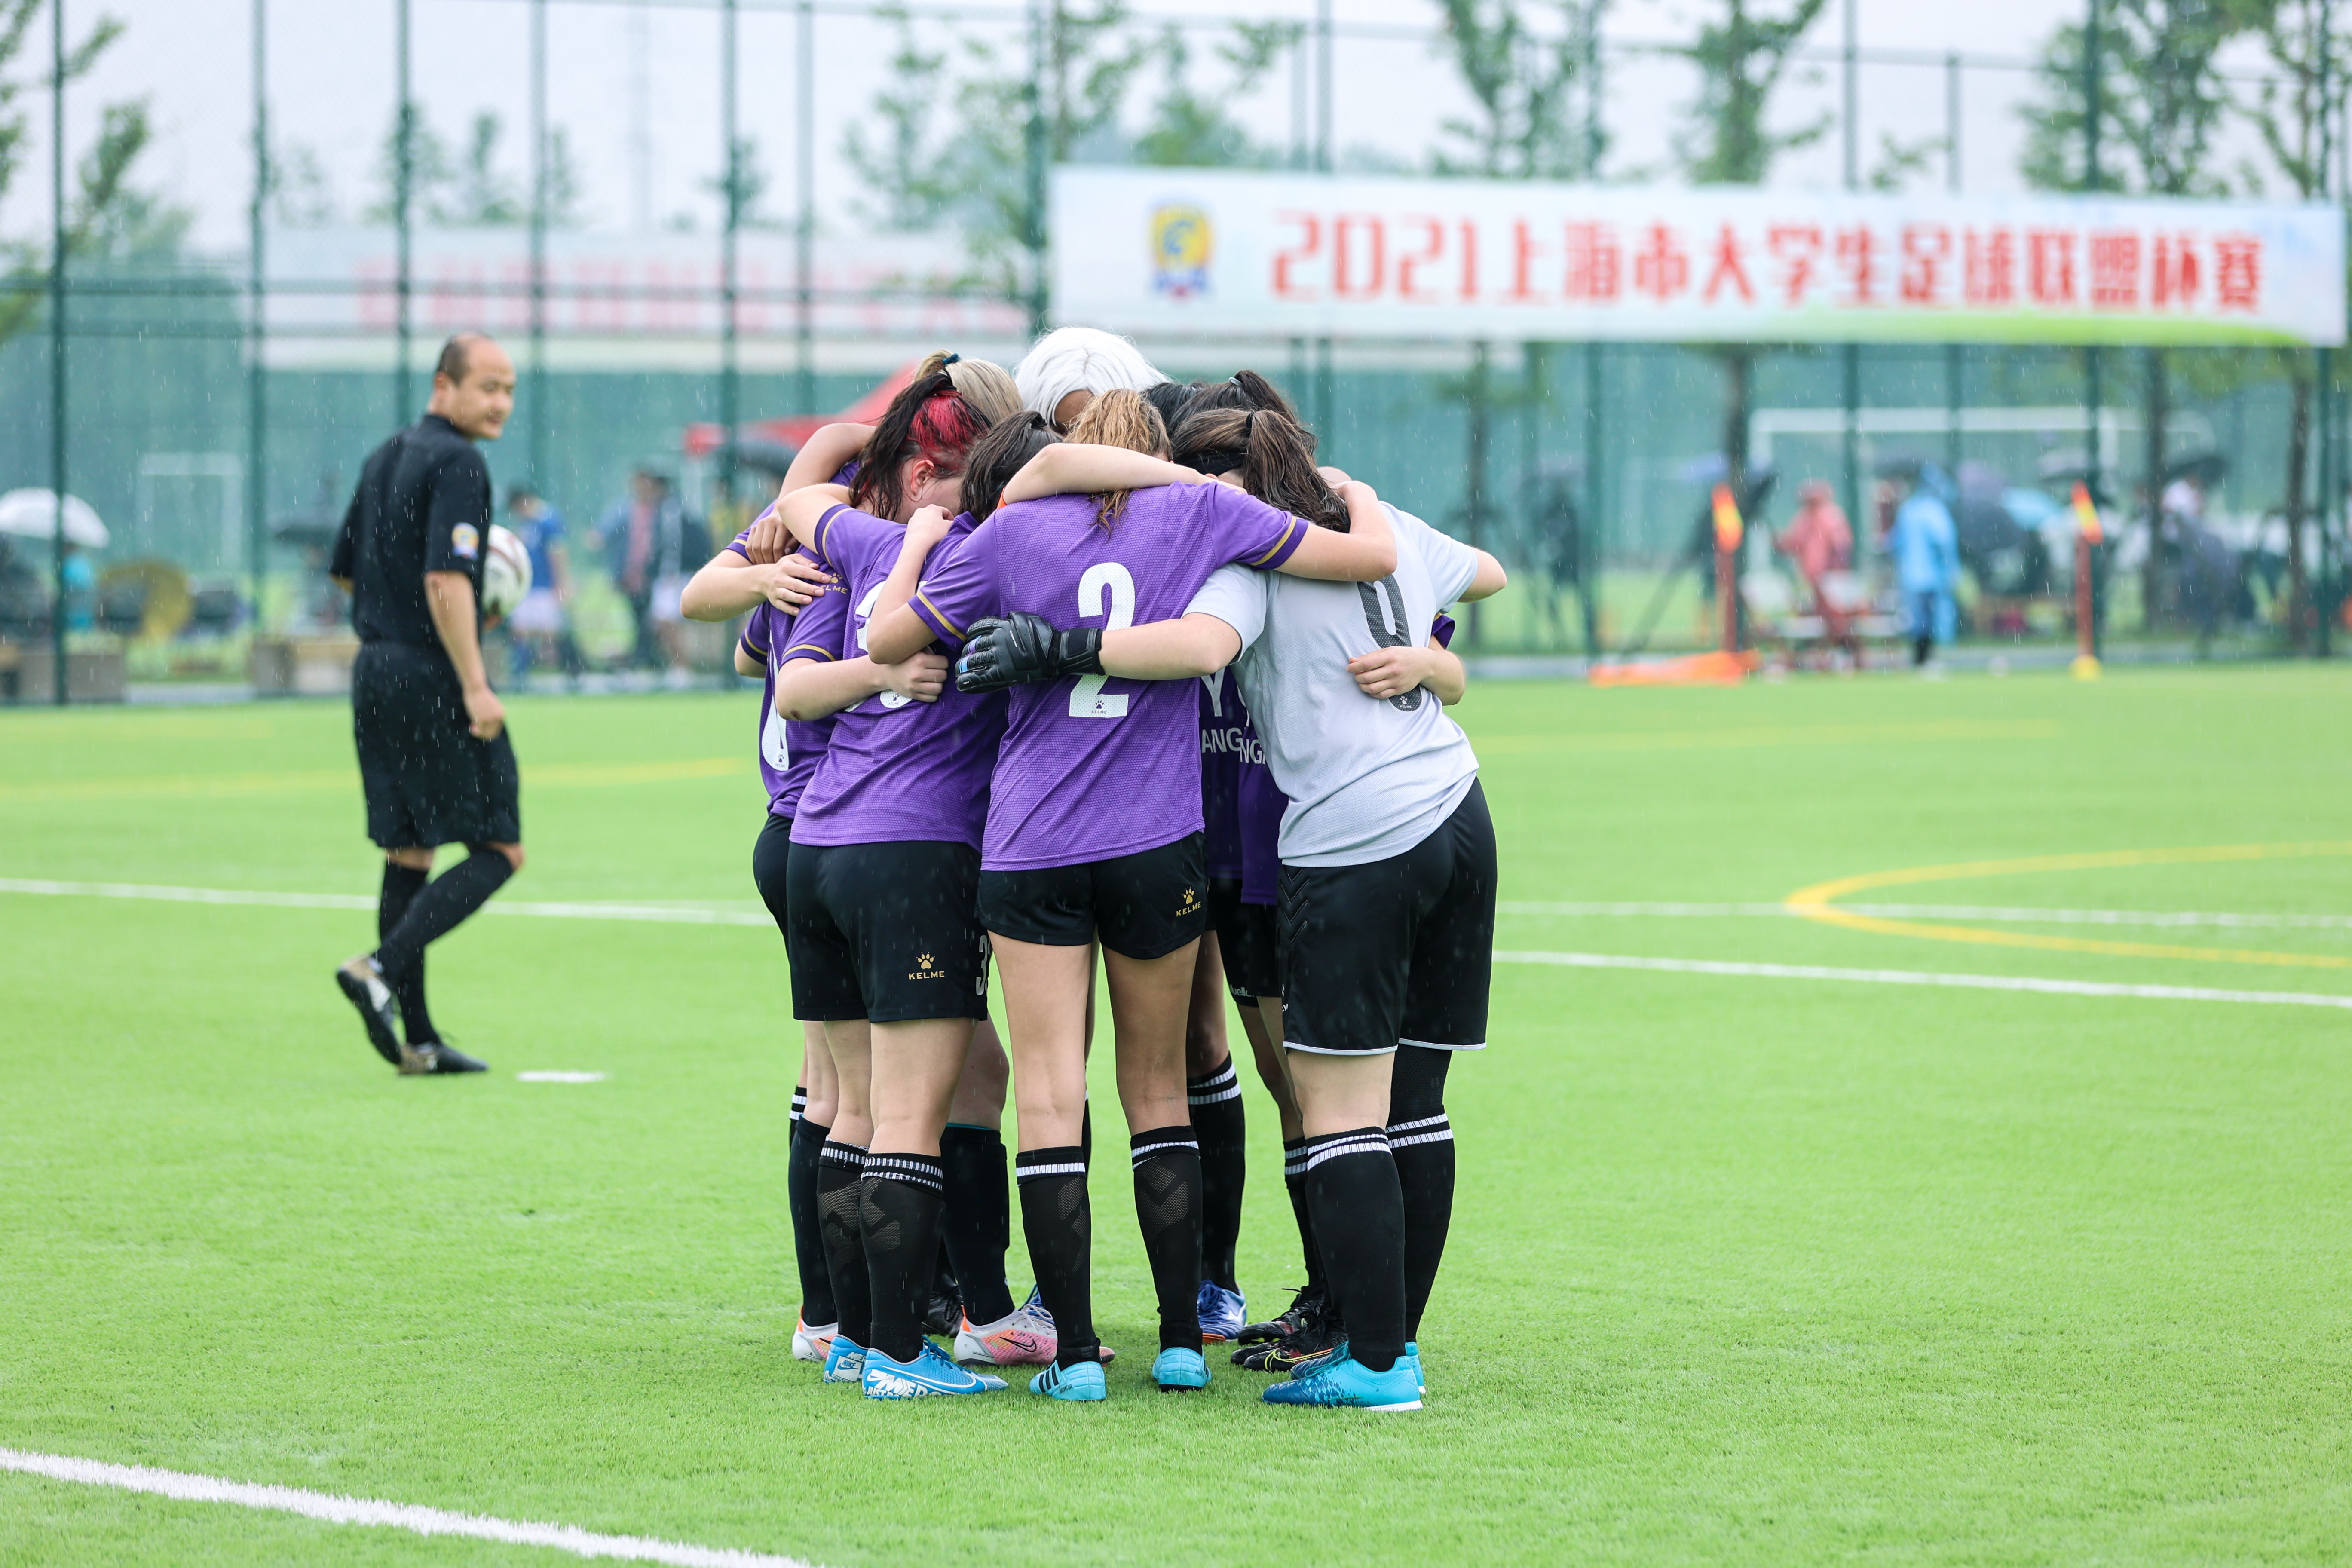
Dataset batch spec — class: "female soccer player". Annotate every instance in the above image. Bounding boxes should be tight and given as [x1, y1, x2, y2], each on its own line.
[680, 352, 1020, 1380]
[954, 404, 1506, 1410]
[1015, 326, 1169, 433]
[861, 407, 1400, 1402]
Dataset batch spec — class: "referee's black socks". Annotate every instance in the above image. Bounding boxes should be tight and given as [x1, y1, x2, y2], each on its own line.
[377, 861, 432, 1043]
[1015, 1146, 1096, 1369]
[1302, 1126, 1407, 1374]
[374, 848, 513, 1041]
[815, 1138, 872, 1349]
[940, 1124, 1015, 1326]
[1187, 1059, 1247, 1293]
[1390, 1045, 1457, 1343]
[859, 1152, 946, 1365]
[788, 1117, 837, 1328]
[1130, 1126, 1205, 1353]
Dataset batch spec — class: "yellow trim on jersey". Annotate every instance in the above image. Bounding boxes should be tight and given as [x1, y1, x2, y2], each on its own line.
[1244, 514, 1307, 568]
[780, 643, 836, 662]
[914, 591, 965, 640]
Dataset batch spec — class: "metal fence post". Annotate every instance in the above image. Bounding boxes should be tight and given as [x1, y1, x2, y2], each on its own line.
[796, 0, 814, 415]
[530, 0, 548, 490]
[248, 0, 269, 634]
[394, 0, 413, 426]
[49, 0, 67, 705]
[719, 0, 740, 505]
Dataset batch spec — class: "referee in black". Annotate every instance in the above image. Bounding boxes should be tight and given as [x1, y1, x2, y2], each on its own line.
[329, 332, 522, 1075]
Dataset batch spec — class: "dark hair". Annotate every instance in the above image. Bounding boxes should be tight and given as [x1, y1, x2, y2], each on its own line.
[435, 332, 490, 385]
[958, 412, 1060, 519]
[1142, 380, 1206, 432]
[1188, 369, 1300, 423]
[850, 362, 997, 523]
[1171, 405, 1348, 531]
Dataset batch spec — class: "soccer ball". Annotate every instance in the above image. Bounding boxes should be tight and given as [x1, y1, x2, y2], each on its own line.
[482, 524, 533, 620]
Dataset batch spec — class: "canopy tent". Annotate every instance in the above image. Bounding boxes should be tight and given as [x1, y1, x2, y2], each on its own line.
[0, 490, 109, 550]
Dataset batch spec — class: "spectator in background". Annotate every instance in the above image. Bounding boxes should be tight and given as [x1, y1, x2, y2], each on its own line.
[504, 484, 582, 679]
[1886, 464, 1961, 670]
[593, 469, 690, 671]
[59, 541, 96, 632]
[1776, 479, 1853, 600]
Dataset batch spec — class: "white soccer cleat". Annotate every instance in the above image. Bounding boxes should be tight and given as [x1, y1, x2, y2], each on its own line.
[793, 1318, 837, 1364]
[954, 1299, 1058, 1367]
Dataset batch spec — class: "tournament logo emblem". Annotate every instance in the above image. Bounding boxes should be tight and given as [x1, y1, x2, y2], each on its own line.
[1151, 205, 1213, 300]
[450, 523, 480, 560]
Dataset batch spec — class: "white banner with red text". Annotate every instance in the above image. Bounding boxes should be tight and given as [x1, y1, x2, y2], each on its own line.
[1051, 168, 2345, 347]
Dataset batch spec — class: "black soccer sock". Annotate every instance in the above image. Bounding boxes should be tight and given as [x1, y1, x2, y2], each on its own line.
[374, 849, 513, 1030]
[815, 1139, 872, 1348]
[377, 861, 434, 1044]
[789, 1084, 808, 1137]
[1130, 1126, 1205, 1353]
[1302, 1127, 1407, 1374]
[1187, 1057, 1247, 1293]
[788, 1119, 836, 1326]
[1283, 1138, 1326, 1292]
[1389, 1046, 1457, 1342]
[1016, 1146, 1095, 1368]
[940, 1124, 1015, 1325]
[859, 1152, 946, 1365]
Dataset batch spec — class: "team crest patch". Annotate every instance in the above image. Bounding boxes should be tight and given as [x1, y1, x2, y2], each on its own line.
[450, 523, 480, 560]
[1151, 204, 1212, 299]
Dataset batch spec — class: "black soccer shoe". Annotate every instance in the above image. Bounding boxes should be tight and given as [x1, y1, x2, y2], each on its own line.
[1235, 1283, 1324, 1344]
[922, 1288, 963, 1338]
[953, 613, 1102, 693]
[334, 956, 404, 1067]
[401, 1039, 490, 1075]
[1234, 1289, 1339, 1372]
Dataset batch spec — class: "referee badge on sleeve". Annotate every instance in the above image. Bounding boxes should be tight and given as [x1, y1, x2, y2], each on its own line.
[451, 523, 480, 560]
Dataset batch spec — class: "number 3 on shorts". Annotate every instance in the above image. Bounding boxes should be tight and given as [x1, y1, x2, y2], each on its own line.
[1069, 562, 1135, 720]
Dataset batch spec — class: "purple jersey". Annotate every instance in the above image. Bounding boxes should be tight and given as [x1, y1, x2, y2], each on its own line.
[725, 461, 860, 816]
[741, 604, 838, 817]
[1202, 668, 1284, 904]
[910, 483, 1308, 870]
[788, 505, 1006, 849]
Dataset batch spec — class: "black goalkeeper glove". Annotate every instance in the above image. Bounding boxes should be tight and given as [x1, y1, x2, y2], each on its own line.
[954, 611, 1104, 693]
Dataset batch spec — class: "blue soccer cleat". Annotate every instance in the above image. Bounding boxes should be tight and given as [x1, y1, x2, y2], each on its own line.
[822, 1334, 867, 1384]
[1286, 1338, 1347, 1380]
[1261, 1351, 1421, 1412]
[862, 1339, 1004, 1399]
[1026, 1360, 1108, 1401]
[1152, 1346, 1210, 1391]
[1196, 1281, 1247, 1343]
[1404, 1340, 1424, 1396]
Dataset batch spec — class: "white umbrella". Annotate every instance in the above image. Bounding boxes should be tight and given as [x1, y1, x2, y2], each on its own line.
[0, 488, 109, 550]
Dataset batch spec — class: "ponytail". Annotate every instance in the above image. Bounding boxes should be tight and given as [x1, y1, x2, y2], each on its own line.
[959, 412, 1060, 519]
[849, 351, 1011, 521]
[1171, 405, 1347, 531]
[1063, 389, 1170, 529]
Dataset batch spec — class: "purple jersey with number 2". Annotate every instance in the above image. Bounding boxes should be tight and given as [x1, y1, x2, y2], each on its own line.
[787, 505, 1006, 848]
[910, 482, 1308, 871]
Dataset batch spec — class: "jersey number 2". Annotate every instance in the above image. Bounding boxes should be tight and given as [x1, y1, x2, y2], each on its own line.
[1069, 563, 1135, 719]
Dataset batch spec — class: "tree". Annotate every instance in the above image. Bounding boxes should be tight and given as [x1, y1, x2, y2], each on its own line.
[1669, 0, 1831, 186]
[2236, 0, 2346, 650]
[367, 107, 583, 229]
[1665, 0, 1830, 528]
[1133, 22, 1290, 169]
[2019, 1, 2255, 632]
[1432, 1, 1603, 180]
[0, 0, 164, 348]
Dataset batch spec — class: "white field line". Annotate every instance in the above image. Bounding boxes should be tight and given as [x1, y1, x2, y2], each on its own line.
[1495, 949, 2352, 1009]
[517, 1071, 608, 1083]
[0, 1447, 823, 1568]
[0, 879, 772, 927]
[1500, 900, 2352, 931]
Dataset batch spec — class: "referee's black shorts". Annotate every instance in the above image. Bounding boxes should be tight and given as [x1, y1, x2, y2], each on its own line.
[1277, 780, 1495, 1057]
[352, 641, 521, 850]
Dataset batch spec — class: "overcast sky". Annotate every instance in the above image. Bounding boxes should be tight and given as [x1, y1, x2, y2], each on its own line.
[0, 0, 2305, 255]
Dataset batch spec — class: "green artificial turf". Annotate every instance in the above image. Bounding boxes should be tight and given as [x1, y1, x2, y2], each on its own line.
[3, 667, 2350, 1565]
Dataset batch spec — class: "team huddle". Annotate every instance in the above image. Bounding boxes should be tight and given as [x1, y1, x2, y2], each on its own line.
[329, 325, 1504, 1413]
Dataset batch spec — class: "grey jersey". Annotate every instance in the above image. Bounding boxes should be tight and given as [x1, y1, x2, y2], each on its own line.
[1185, 504, 1482, 868]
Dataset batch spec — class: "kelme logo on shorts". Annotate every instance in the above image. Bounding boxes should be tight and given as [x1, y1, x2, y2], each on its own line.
[908, 952, 947, 981]
[1177, 887, 1199, 914]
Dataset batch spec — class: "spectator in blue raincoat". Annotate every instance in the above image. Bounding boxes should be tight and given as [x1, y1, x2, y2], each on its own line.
[1886, 463, 1961, 666]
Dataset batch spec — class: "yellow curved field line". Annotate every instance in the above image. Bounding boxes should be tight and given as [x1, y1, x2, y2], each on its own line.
[1784, 842, 2352, 971]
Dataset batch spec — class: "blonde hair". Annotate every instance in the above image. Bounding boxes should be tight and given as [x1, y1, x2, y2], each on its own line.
[918, 350, 1022, 427]
[1014, 327, 1169, 424]
[1064, 389, 1169, 528]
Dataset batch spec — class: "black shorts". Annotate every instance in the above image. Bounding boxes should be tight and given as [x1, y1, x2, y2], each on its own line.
[1277, 781, 1495, 1057]
[352, 641, 521, 849]
[753, 811, 793, 940]
[1208, 877, 1281, 1002]
[977, 833, 1208, 961]
[786, 839, 990, 1024]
